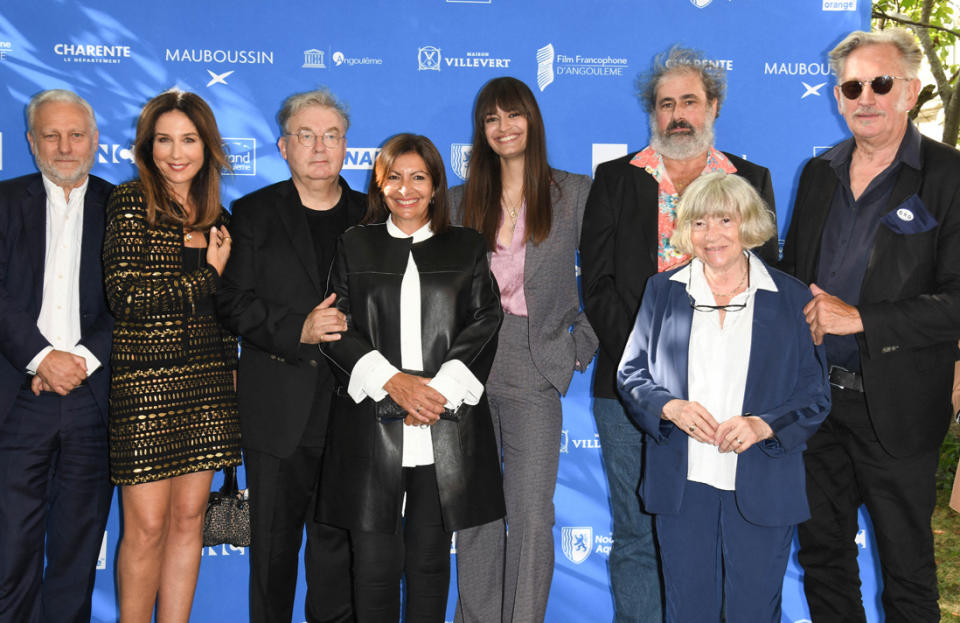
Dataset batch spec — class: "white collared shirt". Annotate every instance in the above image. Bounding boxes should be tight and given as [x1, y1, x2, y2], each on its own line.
[26, 175, 100, 377]
[347, 217, 484, 467]
[669, 252, 777, 490]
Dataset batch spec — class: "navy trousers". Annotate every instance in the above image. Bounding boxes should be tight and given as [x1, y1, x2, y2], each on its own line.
[0, 384, 112, 623]
[656, 481, 792, 623]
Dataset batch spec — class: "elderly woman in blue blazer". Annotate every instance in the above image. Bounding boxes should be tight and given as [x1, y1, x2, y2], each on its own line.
[617, 172, 830, 623]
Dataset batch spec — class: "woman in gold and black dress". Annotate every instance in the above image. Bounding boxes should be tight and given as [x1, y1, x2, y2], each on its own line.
[103, 90, 240, 623]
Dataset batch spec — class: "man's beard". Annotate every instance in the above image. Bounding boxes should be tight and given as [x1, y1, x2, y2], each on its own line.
[649, 114, 715, 161]
[34, 150, 95, 189]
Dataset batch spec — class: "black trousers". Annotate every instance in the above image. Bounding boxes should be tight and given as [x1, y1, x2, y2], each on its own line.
[245, 445, 353, 623]
[0, 385, 112, 623]
[351, 465, 453, 623]
[797, 387, 940, 623]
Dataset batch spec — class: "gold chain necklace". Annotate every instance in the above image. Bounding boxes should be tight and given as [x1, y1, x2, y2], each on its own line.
[707, 260, 749, 298]
[502, 195, 521, 230]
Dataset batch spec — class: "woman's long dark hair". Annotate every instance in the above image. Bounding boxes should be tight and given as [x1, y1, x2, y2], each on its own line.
[461, 77, 555, 250]
[133, 90, 229, 229]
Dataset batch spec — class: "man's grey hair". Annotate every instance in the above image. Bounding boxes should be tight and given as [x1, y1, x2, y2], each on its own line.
[277, 88, 350, 135]
[637, 46, 727, 114]
[26, 89, 97, 135]
[829, 28, 923, 80]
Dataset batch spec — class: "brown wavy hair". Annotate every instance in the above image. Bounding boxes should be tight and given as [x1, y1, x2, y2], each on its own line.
[461, 77, 554, 250]
[363, 133, 450, 235]
[133, 89, 229, 229]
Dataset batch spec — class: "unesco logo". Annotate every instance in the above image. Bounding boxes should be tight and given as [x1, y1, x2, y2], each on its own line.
[223, 138, 256, 176]
[418, 46, 441, 71]
[303, 49, 326, 68]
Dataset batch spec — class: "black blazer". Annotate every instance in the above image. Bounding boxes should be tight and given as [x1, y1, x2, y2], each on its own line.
[0, 173, 114, 423]
[318, 223, 506, 534]
[580, 151, 777, 399]
[217, 178, 365, 457]
[780, 134, 960, 457]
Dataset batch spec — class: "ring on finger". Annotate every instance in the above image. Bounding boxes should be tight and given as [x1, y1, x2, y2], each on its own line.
[688, 424, 696, 432]
[416, 406, 422, 414]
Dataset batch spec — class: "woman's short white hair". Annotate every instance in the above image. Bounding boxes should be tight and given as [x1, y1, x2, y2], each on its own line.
[670, 171, 776, 256]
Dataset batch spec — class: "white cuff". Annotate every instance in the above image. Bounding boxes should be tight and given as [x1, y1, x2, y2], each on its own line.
[347, 350, 400, 403]
[26, 346, 54, 375]
[427, 359, 483, 409]
[72, 345, 101, 377]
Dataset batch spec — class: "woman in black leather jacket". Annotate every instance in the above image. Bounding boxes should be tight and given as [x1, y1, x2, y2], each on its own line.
[318, 133, 505, 623]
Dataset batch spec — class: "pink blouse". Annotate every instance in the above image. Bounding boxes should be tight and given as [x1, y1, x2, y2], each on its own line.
[490, 204, 529, 317]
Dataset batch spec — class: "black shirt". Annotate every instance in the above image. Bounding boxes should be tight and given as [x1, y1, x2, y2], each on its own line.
[815, 122, 922, 371]
[299, 184, 352, 447]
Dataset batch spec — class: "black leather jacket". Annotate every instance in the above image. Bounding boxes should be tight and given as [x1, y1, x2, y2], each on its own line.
[318, 222, 505, 533]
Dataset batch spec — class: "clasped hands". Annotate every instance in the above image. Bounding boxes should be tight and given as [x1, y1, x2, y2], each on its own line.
[32, 349, 87, 396]
[383, 372, 446, 427]
[662, 399, 773, 453]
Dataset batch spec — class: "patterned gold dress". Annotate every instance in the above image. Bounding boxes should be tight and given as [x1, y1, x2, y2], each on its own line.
[104, 181, 240, 485]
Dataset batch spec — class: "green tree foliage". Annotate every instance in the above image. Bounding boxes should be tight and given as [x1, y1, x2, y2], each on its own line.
[873, 0, 960, 145]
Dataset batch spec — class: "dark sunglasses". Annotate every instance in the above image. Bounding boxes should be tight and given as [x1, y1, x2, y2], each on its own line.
[839, 75, 907, 100]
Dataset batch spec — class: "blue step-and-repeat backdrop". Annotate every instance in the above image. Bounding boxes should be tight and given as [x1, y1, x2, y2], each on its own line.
[0, 1, 877, 621]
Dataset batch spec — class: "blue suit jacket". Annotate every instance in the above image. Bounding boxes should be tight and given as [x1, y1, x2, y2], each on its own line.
[0, 173, 114, 424]
[617, 259, 830, 527]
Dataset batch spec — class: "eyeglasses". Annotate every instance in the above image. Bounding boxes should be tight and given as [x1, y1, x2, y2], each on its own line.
[688, 297, 746, 313]
[286, 129, 344, 149]
[838, 75, 908, 100]
[687, 258, 749, 313]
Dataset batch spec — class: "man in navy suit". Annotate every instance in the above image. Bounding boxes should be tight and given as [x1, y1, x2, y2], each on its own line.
[0, 90, 114, 623]
[781, 29, 960, 622]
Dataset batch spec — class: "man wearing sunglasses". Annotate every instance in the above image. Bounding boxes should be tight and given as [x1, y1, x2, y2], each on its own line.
[781, 28, 960, 623]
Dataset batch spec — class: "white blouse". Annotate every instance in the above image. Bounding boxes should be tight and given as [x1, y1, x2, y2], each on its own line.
[669, 252, 777, 491]
[346, 218, 484, 467]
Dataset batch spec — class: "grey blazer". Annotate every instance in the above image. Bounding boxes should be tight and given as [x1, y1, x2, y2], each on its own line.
[450, 168, 598, 395]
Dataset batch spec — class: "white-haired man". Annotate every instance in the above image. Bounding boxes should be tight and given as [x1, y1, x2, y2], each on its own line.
[0, 89, 113, 623]
[781, 28, 960, 622]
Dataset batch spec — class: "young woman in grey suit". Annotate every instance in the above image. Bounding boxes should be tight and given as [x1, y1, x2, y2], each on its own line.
[451, 76, 598, 623]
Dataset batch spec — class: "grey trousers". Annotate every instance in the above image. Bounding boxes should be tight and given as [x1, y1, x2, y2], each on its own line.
[455, 314, 563, 623]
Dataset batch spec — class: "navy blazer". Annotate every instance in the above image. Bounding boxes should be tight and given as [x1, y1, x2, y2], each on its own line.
[0, 173, 114, 424]
[617, 259, 830, 527]
[581, 151, 778, 399]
